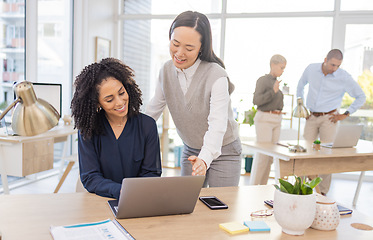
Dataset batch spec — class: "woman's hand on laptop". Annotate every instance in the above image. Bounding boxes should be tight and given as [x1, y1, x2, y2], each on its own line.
[188, 156, 207, 176]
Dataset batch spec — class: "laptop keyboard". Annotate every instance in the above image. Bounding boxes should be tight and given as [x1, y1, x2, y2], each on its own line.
[321, 143, 333, 148]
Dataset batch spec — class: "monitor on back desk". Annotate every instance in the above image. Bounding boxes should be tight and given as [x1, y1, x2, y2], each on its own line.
[31, 83, 62, 118]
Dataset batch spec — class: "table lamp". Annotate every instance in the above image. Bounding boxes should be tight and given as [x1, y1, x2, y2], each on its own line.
[289, 98, 310, 153]
[0, 81, 60, 136]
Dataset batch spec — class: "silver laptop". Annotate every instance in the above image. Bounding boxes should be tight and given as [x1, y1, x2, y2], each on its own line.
[108, 176, 205, 219]
[321, 124, 363, 148]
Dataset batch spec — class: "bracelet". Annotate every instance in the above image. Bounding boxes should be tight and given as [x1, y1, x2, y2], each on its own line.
[343, 111, 350, 116]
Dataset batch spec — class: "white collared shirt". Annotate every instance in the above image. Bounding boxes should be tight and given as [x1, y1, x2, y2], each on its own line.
[146, 59, 229, 168]
[297, 63, 366, 113]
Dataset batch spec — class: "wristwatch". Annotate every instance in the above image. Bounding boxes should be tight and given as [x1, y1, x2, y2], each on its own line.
[343, 111, 350, 116]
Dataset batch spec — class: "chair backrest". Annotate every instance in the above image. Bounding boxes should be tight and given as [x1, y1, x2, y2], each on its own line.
[75, 175, 87, 192]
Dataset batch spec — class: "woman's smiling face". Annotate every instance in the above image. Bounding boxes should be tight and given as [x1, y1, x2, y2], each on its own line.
[98, 77, 129, 120]
[169, 26, 202, 70]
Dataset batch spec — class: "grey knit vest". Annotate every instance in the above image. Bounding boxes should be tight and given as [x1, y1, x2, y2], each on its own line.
[160, 60, 239, 149]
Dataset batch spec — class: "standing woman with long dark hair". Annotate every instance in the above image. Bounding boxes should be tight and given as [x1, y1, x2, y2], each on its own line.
[146, 11, 241, 187]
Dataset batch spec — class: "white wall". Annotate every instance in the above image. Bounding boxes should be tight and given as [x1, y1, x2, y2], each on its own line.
[73, 0, 119, 79]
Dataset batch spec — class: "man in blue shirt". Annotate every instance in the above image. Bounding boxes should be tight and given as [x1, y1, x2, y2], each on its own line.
[297, 49, 366, 195]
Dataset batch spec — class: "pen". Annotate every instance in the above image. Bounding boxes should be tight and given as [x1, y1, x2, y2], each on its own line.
[113, 219, 135, 240]
[276, 143, 289, 148]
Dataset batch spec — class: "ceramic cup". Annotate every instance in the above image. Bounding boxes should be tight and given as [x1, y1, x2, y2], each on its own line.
[311, 195, 340, 231]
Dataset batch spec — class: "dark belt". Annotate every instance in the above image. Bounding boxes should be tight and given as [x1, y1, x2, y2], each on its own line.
[311, 109, 337, 117]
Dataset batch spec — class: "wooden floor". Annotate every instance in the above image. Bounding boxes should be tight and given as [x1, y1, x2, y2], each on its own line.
[5, 166, 373, 218]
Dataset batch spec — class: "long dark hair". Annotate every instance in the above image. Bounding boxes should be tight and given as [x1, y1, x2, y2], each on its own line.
[71, 58, 142, 139]
[169, 11, 225, 69]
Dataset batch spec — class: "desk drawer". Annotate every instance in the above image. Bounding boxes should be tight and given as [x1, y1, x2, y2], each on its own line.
[2, 138, 54, 177]
[22, 138, 54, 176]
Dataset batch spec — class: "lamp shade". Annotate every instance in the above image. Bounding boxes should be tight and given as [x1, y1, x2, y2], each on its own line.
[10, 81, 60, 136]
[293, 98, 310, 118]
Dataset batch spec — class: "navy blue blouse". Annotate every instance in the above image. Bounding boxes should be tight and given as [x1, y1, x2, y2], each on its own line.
[78, 113, 162, 199]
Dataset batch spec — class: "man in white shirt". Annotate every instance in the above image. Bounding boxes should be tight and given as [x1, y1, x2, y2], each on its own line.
[297, 49, 366, 194]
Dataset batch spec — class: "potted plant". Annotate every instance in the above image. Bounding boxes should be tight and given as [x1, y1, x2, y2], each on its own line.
[243, 106, 257, 126]
[282, 82, 290, 94]
[273, 176, 322, 235]
[313, 140, 321, 151]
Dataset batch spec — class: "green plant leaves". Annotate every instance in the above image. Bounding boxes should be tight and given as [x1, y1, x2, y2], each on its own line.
[292, 177, 301, 195]
[275, 176, 322, 195]
[309, 177, 322, 189]
[301, 183, 313, 195]
[279, 178, 294, 193]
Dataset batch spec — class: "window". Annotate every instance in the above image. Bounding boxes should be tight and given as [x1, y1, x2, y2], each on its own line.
[120, 0, 373, 169]
[341, 0, 373, 11]
[0, 0, 25, 112]
[225, 17, 332, 117]
[121, 0, 373, 124]
[227, 0, 334, 13]
[124, 0, 221, 15]
[342, 23, 373, 141]
[37, 0, 73, 117]
[39, 23, 62, 37]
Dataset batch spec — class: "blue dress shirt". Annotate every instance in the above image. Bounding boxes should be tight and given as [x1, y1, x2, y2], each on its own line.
[78, 113, 162, 199]
[297, 63, 366, 113]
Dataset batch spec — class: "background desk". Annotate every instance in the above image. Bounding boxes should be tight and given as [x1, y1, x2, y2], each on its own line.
[0, 185, 372, 239]
[0, 124, 77, 194]
[242, 140, 373, 182]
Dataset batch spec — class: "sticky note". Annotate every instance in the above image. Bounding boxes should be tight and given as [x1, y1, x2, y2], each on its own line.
[219, 222, 249, 234]
[243, 221, 270, 232]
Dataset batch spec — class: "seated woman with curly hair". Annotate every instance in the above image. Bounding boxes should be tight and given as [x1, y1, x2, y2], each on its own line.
[71, 58, 162, 199]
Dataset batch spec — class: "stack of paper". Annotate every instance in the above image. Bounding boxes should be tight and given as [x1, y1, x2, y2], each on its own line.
[50, 219, 134, 240]
[244, 221, 270, 232]
[219, 222, 250, 234]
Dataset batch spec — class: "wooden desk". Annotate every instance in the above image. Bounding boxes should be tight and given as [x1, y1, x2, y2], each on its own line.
[0, 185, 372, 239]
[0, 124, 77, 194]
[242, 140, 373, 183]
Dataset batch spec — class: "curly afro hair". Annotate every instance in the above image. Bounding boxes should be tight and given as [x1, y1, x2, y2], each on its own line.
[71, 58, 142, 139]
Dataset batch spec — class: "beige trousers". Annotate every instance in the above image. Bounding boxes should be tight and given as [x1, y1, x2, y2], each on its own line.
[303, 114, 338, 194]
[250, 111, 282, 185]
